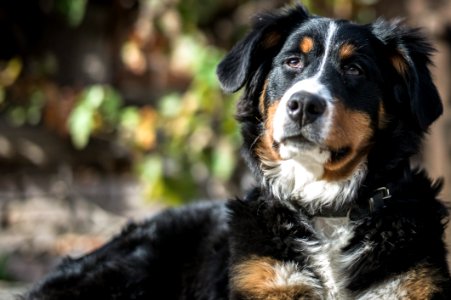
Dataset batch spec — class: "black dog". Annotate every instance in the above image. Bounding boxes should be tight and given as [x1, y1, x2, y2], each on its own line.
[27, 5, 451, 299]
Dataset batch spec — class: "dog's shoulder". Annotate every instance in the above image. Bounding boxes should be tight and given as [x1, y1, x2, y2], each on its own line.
[27, 201, 231, 300]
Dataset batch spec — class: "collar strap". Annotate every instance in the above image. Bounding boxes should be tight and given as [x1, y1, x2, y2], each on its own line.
[348, 186, 392, 221]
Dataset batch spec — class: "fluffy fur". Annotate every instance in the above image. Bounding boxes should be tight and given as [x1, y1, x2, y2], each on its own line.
[27, 5, 451, 300]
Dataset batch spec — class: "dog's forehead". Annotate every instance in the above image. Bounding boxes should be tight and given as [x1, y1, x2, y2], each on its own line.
[282, 18, 373, 51]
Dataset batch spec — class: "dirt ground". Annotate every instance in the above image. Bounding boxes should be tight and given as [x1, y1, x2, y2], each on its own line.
[0, 172, 165, 298]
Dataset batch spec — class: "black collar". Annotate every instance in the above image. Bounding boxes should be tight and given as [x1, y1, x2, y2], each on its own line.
[312, 185, 393, 220]
[348, 186, 392, 221]
[346, 160, 412, 221]
[303, 162, 410, 220]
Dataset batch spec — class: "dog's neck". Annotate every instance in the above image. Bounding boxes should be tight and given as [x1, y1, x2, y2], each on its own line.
[311, 159, 412, 220]
[260, 157, 367, 214]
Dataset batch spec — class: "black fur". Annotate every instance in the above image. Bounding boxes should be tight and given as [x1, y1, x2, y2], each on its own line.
[27, 202, 230, 300]
[371, 19, 443, 130]
[27, 5, 451, 299]
[217, 6, 309, 93]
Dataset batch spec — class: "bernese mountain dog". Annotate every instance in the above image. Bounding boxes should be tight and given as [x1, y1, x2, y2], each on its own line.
[27, 4, 451, 300]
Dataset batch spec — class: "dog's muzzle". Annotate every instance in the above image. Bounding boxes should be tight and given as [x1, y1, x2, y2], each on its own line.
[286, 91, 327, 127]
[273, 78, 333, 153]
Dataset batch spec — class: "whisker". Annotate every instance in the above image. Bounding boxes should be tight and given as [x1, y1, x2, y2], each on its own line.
[249, 132, 265, 150]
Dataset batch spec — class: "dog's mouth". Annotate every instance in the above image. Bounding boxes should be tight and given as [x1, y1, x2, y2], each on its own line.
[278, 133, 351, 164]
[329, 147, 352, 163]
[280, 134, 315, 147]
[277, 134, 318, 156]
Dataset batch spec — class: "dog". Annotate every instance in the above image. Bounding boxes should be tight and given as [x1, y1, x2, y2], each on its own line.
[27, 4, 451, 299]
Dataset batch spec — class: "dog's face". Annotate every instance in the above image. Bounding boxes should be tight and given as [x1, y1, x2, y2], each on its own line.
[265, 20, 382, 179]
[217, 6, 442, 212]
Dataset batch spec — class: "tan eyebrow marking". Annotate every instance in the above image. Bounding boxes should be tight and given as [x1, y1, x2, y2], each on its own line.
[339, 43, 356, 60]
[300, 37, 314, 53]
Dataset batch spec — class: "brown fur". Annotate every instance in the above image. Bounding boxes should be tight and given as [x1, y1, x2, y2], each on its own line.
[263, 32, 282, 49]
[378, 101, 389, 129]
[259, 80, 269, 115]
[323, 102, 373, 181]
[300, 37, 314, 54]
[398, 266, 444, 299]
[339, 43, 355, 60]
[231, 256, 321, 300]
[255, 101, 281, 162]
[391, 54, 408, 77]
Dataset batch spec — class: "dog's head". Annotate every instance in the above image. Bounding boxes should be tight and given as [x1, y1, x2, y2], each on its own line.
[217, 5, 442, 212]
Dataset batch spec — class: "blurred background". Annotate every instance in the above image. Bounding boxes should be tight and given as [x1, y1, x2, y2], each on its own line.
[0, 0, 450, 296]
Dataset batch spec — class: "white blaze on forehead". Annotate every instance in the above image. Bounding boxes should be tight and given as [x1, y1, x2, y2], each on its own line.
[273, 22, 338, 145]
[316, 22, 338, 79]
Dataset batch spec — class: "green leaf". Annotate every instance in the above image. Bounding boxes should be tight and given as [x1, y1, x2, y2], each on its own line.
[120, 107, 140, 131]
[67, 86, 100, 149]
[9, 107, 26, 126]
[68, 104, 94, 149]
[100, 87, 122, 124]
[211, 140, 235, 181]
[159, 93, 182, 118]
[83, 85, 104, 108]
[139, 155, 164, 185]
[56, 0, 87, 27]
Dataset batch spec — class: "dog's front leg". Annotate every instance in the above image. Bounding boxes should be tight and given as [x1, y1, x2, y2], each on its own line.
[227, 190, 324, 300]
[229, 255, 323, 300]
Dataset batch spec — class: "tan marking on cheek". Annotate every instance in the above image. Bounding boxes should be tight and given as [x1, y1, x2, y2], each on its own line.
[300, 37, 314, 54]
[323, 102, 373, 181]
[391, 54, 408, 77]
[323, 151, 368, 181]
[259, 80, 269, 115]
[231, 257, 321, 300]
[325, 102, 373, 153]
[255, 101, 281, 162]
[399, 266, 443, 299]
[339, 43, 355, 60]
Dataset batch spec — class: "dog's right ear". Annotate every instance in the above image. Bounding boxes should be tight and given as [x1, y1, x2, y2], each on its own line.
[371, 19, 443, 130]
[217, 5, 309, 93]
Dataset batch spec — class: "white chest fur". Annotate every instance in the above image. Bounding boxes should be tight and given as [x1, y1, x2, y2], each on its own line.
[269, 217, 357, 299]
[307, 217, 356, 299]
[261, 157, 367, 214]
[271, 216, 408, 299]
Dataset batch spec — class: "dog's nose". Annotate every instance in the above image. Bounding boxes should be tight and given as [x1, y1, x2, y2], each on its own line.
[286, 92, 327, 125]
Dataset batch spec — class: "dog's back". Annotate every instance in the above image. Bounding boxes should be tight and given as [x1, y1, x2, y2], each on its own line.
[26, 202, 230, 300]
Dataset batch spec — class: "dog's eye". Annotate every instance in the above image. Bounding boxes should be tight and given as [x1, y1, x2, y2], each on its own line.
[343, 64, 363, 76]
[285, 57, 304, 70]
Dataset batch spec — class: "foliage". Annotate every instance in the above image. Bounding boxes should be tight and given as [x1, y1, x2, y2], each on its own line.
[70, 34, 240, 204]
[55, 0, 88, 27]
[0, 0, 379, 205]
[68, 85, 122, 149]
[128, 37, 240, 204]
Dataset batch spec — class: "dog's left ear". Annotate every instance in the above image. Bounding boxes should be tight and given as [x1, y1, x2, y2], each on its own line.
[371, 20, 443, 130]
[217, 5, 309, 93]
